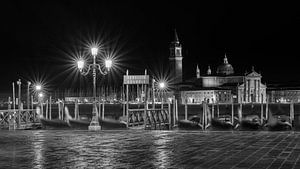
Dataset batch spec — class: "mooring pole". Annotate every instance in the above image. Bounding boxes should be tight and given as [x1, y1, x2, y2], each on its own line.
[202, 101, 205, 128]
[27, 81, 31, 124]
[31, 95, 34, 122]
[17, 79, 21, 127]
[212, 103, 214, 118]
[12, 82, 16, 114]
[168, 101, 171, 130]
[231, 96, 234, 124]
[261, 93, 264, 124]
[49, 96, 52, 120]
[102, 99, 105, 119]
[290, 101, 294, 124]
[266, 96, 269, 121]
[184, 96, 188, 120]
[126, 70, 129, 128]
[152, 78, 155, 110]
[45, 100, 48, 119]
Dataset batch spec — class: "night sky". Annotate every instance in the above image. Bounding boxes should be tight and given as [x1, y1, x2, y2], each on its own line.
[1, 1, 300, 92]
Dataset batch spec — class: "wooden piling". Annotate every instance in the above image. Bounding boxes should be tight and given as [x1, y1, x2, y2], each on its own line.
[290, 101, 294, 124]
[49, 96, 52, 120]
[102, 99, 105, 119]
[261, 95, 264, 124]
[184, 97, 188, 120]
[45, 100, 48, 119]
[231, 97, 234, 124]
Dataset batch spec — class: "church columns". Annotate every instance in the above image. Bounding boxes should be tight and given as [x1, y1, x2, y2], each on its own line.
[258, 80, 261, 102]
[244, 79, 247, 103]
[254, 80, 257, 102]
[248, 79, 251, 102]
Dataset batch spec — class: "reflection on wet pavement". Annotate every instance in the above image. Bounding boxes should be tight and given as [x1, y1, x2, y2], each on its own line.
[1, 130, 300, 168]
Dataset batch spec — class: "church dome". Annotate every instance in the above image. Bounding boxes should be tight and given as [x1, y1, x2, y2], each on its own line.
[216, 54, 234, 75]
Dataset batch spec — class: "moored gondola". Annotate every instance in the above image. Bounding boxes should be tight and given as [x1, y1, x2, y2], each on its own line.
[40, 118, 70, 129]
[210, 115, 234, 130]
[178, 115, 203, 130]
[266, 115, 292, 131]
[240, 115, 262, 130]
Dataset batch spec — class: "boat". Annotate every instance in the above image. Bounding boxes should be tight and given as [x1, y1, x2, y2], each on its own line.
[37, 106, 70, 129]
[178, 115, 203, 130]
[40, 118, 70, 129]
[240, 115, 262, 130]
[98, 117, 127, 130]
[266, 114, 292, 131]
[68, 118, 90, 130]
[210, 115, 234, 130]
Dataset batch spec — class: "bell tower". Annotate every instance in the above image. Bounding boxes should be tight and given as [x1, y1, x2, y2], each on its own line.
[169, 29, 183, 85]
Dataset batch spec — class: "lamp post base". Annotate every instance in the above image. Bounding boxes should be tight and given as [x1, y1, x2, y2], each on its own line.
[88, 116, 101, 131]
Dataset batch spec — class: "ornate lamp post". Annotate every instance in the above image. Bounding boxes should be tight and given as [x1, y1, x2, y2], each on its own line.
[77, 47, 112, 131]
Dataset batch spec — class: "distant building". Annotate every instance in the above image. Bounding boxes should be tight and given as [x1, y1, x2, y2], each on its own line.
[167, 31, 267, 104]
[178, 55, 267, 104]
[267, 85, 300, 103]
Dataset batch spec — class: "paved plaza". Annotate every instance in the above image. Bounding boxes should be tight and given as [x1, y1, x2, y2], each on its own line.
[168, 131, 300, 169]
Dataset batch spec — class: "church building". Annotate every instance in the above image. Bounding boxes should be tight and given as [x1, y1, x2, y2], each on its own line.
[168, 30, 267, 104]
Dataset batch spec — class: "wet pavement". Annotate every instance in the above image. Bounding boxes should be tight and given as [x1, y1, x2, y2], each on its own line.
[0, 130, 300, 169]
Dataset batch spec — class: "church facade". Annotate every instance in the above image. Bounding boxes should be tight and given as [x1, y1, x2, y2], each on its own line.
[168, 30, 267, 104]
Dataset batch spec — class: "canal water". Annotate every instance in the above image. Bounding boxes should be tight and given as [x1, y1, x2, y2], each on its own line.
[0, 130, 299, 169]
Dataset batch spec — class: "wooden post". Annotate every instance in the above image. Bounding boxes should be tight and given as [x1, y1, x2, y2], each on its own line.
[212, 103, 214, 118]
[260, 93, 263, 124]
[175, 99, 178, 125]
[40, 101, 43, 119]
[202, 101, 205, 127]
[17, 79, 21, 126]
[61, 101, 64, 120]
[290, 101, 294, 124]
[102, 99, 105, 119]
[98, 97, 101, 118]
[266, 96, 269, 121]
[203, 101, 208, 129]
[49, 96, 52, 120]
[126, 70, 129, 128]
[238, 102, 242, 122]
[152, 78, 155, 110]
[231, 96, 234, 124]
[168, 101, 171, 130]
[31, 95, 34, 122]
[45, 100, 48, 119]
[144, 85, 148, 129]
[12, 82, 16, 111]
[58, 102, 61, 120]
[173, 96, 176, 127]
[184, 96, 188, 120]
[217, 102, 220, 117]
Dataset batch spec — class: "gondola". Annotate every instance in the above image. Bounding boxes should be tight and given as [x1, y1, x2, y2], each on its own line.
[68, 119, 90, 130]
[240, 115, 262, 130]
[98, 117, 127, 130]
[178, 115, 203, 130]
[40, 118, 70, 129]
[210, 115, 234, 130]
[266, 115, 292, 131]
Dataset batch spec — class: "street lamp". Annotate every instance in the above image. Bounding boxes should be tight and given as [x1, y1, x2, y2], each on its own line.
[35, 84, 42, 91]
[77, 46, 113, 131]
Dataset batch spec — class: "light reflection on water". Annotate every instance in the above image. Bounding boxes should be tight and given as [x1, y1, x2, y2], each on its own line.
[0, 130, 182, 168]
[1, 130, 296, 168]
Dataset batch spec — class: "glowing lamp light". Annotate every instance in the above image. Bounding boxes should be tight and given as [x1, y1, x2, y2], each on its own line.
[35, 85, 42, 91]
[38, 93, 44, 98]
[105, 59, 112, 70]
[91, 47, 98, 56]
[77, 59, 85, 70]
[159, 82, 166, 89]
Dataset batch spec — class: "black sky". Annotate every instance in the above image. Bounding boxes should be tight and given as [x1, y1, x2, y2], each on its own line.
[1, 1, 300, 92]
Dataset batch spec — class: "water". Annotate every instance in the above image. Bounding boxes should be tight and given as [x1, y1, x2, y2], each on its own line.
[1, 130, 300, 169]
